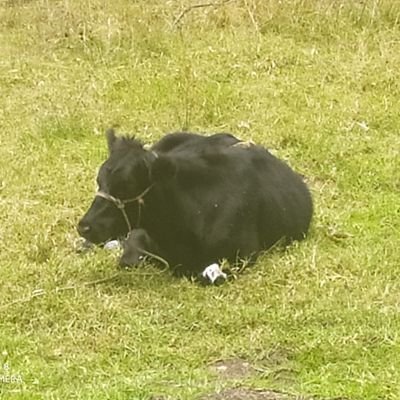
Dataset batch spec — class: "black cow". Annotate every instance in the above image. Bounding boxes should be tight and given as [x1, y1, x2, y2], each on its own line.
[77, 129, 313, 279]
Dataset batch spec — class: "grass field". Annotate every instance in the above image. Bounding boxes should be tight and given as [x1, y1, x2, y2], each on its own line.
[1, 0, 399, 399]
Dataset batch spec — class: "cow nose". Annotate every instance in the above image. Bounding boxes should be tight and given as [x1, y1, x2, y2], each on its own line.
[77, 221, 91, 236]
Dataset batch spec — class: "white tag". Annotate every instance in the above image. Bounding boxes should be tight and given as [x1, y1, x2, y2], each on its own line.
[202, 263, 227, 284]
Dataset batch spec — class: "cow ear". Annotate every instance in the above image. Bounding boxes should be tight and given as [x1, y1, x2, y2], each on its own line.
[150, 155, 176, 182]
[106, 128, 117, 154]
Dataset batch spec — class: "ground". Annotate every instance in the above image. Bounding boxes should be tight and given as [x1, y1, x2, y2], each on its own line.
[0, 1, 400, 399]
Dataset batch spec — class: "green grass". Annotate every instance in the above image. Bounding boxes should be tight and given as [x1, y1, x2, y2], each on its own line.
[1, 0, 400, 399]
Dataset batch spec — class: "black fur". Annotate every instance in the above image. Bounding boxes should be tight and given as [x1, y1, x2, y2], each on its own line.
[78, 130, 313, 275]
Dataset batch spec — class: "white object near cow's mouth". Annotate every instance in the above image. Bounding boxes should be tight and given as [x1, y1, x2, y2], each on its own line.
[202, 263, 227, 284]
[103, 240, 121, 251]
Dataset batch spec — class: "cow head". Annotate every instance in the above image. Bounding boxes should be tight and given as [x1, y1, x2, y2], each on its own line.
[77, 129, 170, 244]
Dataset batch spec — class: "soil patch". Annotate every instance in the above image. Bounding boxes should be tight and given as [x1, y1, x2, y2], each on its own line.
[200, 388, 308, 400]
[210, 358, 255, 379]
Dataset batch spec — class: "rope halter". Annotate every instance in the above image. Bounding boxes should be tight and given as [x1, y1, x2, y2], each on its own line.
[95, 184, 154, 233]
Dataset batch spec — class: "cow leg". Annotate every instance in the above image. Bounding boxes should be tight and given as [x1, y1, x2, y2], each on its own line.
[119, 228, 158, 268]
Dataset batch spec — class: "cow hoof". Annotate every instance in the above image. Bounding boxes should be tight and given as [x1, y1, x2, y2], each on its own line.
[119, 254, 145, 269]
[201, 263, 227, 285]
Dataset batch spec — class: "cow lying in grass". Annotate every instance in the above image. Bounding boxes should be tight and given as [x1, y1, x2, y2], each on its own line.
[77, 130, 313, 283]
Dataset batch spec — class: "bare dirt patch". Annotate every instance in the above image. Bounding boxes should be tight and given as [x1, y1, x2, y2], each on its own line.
[200, 388, 309, 400]
[210, 358, 255, 379]
[209, 351, 296, 385]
